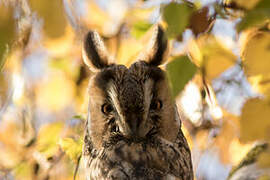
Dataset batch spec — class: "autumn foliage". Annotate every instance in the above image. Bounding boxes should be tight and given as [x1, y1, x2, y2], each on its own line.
[0, 0, 270, 179]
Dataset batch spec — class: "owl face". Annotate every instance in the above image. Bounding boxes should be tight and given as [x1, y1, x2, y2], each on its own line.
[83, 26, 180, 149]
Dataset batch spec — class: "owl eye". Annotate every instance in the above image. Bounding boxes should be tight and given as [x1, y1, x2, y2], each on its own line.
[150, 99, 162, 111]
[101, 103, 113, 115]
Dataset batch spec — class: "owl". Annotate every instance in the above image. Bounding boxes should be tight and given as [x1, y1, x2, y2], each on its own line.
[82, 25, 193, 180]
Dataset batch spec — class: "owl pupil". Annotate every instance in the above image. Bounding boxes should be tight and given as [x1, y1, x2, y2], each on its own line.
[101, 103, 113, 115]
[150, 100, 162, 110]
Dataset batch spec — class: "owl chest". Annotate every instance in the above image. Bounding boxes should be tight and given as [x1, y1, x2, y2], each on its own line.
[84, 142, 179, 180]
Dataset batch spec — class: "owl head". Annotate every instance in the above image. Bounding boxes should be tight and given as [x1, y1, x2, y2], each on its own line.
[83, 25, 181, 149]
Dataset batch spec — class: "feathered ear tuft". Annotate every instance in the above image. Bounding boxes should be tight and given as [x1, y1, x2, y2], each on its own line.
[82, 31, 111, 72]
[140, 25, 168, 66]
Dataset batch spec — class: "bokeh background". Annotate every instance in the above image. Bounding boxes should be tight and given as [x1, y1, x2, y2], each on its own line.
[0, 0, 270, 179]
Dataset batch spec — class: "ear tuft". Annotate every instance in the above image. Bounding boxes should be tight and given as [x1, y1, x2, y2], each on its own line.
[82, 31, 111, 72]
[141, 25, 168, 66]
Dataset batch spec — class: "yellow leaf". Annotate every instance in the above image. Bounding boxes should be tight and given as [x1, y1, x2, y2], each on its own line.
[195, 130, 209, 150]
[188, 35, 237, 80]
[241, 30, 270, 77]
[240, 98, 270, 142]
[36, 122, 64, 157]
[0, 122, 23, 168]
[0, 71, 10, 109]
[241, 30, 270, 98]
[0, 3, 16, 64]
[225, 0, 261, 10]
[214, 112, 252, 164]
[117, 38, 143, 66]
[248, 74, 270, 98]
[14, 161, 32, 180]
[229, 139, 253, 165]
[44, 26, 76, 57]
[59, 137, 83, 162]
[127, 7, 155, 24]
[36, 72, 75, 111]
[258, 151, 270, 168]
[258, 175, 270, 180]
[215, 113, 238, 163]
[83, 2, 110, 35]
[49, 58, 79, 80]
[29, 0, 67, 38]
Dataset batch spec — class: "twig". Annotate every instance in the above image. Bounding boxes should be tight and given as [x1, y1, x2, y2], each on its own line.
[73, 154, 82, 180]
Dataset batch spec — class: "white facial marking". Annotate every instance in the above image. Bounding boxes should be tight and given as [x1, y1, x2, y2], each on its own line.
[143, 79, 154, 118]
[108, 83, 123, 120]
[108, 83, 130, 134]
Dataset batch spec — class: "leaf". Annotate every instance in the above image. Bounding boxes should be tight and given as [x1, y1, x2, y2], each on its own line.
[29, 0, 67, 38]
[83, 2, 111, 35]
[248, 75, 270, 99]
[258, 151, 270, 168]
[72, 115, 86, 121]
[237, 10, 270, 32]
[215, 113, 241, 163]
[0, 121, 23, 168]
[225, 0, 261, 10]
[0, 3, 16, 69]
[258, 175, 270, 180]
[44, 27, 76, 57]
[237, 0, 270, 31]
[240, 98, 270, 143]
[36, 122, 64, 157]
[166, 56, 197, 98]
[228, 143, 268, 178]
[14, 161, 32, 180]
[49, 58, 79, 80]
[241, 30, 270, 77]
[241, 30, 270, 97]
[0, 71, 10, 109]
[35, 71, 75, 111]
[59, 137, 83, 162]
[255, 0, 270, 9]
[188, 35, 237, 80]
[126, 7, 155, 23]
[117, 38, 143, 65]
[131, 21, 152, 39]
[189, 7, 214, 36]
[162, 2, 194, 38]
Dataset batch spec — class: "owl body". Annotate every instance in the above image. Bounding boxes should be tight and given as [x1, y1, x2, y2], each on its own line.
[82, 25, 193, 180]
[84, 123, 192, 180]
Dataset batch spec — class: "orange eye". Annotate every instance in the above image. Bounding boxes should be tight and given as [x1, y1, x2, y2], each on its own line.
[101, 103, 113, 115]
[150, 99, 162, 110]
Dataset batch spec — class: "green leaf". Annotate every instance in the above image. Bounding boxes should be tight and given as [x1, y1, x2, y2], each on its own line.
[131, 21, 152, 39]
[237, 0, 270, 31]
[166, 56, 197, 98]
[255, 0, 270, 9]
[0, 45, 9, 71]
[237, 10, 270, 31]
[162, 2, 194, 38]
[72, 114, 86, 121]
[59, 137, 83, 162]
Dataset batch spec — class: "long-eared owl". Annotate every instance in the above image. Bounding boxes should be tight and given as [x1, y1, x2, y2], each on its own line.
[82, 25, 193, 180]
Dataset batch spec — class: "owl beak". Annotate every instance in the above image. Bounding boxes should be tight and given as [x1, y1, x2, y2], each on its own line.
[123, 114, 143, 138]
[130, 119, 139, 136]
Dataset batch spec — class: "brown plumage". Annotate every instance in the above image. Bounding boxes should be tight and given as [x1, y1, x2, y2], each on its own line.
[82, 25, 193, 180]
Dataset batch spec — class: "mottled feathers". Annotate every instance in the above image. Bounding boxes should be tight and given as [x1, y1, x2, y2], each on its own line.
[82, 25, 193, 180]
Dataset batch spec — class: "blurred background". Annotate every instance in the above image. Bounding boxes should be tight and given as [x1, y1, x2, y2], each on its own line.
[0, 0, 270, 179]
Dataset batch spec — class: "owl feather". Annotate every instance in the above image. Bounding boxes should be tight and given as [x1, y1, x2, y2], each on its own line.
[82, 25, 193, 180]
